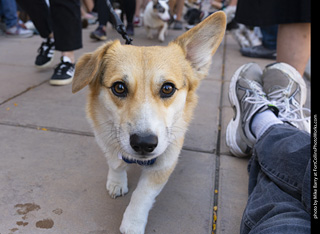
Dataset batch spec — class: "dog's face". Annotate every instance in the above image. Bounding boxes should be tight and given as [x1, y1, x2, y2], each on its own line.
[152, 0, 170, 21]
[90, 44, 191, 160]
[72, 12, 226, 163]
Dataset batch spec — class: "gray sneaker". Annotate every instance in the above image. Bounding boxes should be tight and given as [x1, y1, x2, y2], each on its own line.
[262, 63, 310, 133]
[226, 63, 278, 157]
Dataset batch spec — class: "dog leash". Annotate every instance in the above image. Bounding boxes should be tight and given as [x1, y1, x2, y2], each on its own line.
[105, 0, 133, 45]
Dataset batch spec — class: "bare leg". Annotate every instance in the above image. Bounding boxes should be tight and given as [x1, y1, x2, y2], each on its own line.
[175, 0, 184, 21]
[276, 23, 311, 76]
[168, 0, 183, 20]
[135, 0, 141, 17]
[61, 51, 75, 63]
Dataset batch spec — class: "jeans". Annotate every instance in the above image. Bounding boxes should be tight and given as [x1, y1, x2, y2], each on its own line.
[0, 0, 18, 28]
[241, 124, 311, 234]
[260, 25, 278, 50]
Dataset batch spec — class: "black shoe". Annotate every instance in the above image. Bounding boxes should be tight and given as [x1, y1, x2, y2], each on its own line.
[172, 20, 183, 30]
[50, 56, 75, 86]
[90, 25, 107, 41]
[240, 45, 276, 60]
[126, 23, 134, 36]
[35, 38, 55, 68]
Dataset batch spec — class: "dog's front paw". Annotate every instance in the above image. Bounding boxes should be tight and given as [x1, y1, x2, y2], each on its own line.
[119, 205, 148, 234]
[106, 180, 128, 199]
[120, 218, 145, 234]
[158, 35, 165, 42]
[158, 31, 165, 42]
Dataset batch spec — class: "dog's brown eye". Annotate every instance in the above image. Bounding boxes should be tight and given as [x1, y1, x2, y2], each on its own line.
[160, 83, 176, 98]
[111, 82, 128, 98]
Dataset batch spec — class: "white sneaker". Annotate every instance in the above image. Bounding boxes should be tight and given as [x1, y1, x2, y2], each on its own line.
[6, 25, 33, 38]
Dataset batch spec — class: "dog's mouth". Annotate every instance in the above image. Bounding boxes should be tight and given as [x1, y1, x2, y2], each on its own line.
[158, 15, 170, 22]
[118, 152, 158, 166]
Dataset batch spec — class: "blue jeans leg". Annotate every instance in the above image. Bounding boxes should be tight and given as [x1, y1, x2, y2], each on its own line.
[240, 124, 311, 234]
[260, 25, 278, 50]
[0, 0, 18, 28]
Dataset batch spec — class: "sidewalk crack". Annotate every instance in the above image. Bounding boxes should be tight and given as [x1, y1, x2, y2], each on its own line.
[0, 79, 49, 106]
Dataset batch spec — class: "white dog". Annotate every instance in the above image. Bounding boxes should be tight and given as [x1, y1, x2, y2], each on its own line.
[144, 0, 170, 42]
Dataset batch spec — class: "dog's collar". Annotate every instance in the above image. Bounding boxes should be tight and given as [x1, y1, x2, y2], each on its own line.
[122, 157, 157, 166]
[118, 153, 157, 166]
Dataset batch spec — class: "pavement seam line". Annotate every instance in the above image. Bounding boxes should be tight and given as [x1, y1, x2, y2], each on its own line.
[0, 121, 216, 154]
[0, 79, 49, 106]
[0, 121, 94, 137]
[212, 34, 228, 234]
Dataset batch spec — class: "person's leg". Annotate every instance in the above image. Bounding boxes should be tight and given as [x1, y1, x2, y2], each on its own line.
[168, 0, 176, 17]
[134, 0, 141, 17]
[16, 0, 54, 66]
[49, 0, 82, 53]
[122, 0, 136, 35]
[174, 0, 184, 22]
[1, 0, 34, 37]
[173, 0, 183, 30]
[90, 0, 110, 41]
[48, 0, 82, 85]
[1, 0, 18, 28]
[241, 124, 311, 234]
[239, 25, 278, 60]
[226, 62, 311, 233]
[97, 0, 110, 27]
[16, 0, 52, 39]
[260, 25, 278, 50]
[276, 23, 311, 76]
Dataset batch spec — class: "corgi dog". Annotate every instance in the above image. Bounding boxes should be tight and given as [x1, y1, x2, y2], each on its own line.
[143, 0, 171, 42]
[72, 11, 226, 234]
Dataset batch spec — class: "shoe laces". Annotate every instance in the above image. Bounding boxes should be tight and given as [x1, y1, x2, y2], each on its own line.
[54, 61, 71, 75]
[243, 81, 271, 119]
[268, 88, 310, 123]
[38, 39, 54, 55]
[245, 82, 267, 102]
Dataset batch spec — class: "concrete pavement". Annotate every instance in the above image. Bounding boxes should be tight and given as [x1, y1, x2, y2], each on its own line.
[0, 20, 311, 234]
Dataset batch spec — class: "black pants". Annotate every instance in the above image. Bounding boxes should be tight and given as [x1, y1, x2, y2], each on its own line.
[96, 0, 111, 26]
[95, 0, 135, 26]
[17, 0, 82, 51]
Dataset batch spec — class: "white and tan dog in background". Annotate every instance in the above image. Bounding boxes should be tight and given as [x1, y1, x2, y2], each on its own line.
[144, 0, 171, 42]
[72, 11, 226, 234]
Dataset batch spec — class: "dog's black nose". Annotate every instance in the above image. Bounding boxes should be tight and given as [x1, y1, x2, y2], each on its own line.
[130, 134, 158, 154]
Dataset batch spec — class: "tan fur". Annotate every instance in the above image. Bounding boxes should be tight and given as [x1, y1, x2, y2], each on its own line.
[72, 12, 226, 234]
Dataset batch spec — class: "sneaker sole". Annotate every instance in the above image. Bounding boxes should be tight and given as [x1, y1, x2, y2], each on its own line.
[5, 32, 33, 38]
[226, 63, 255, 157]
[49, 77, 73, 86]
[90, 33, 107, 41]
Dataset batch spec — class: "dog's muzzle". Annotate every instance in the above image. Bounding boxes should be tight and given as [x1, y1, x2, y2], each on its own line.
[118, 133, 159, 166]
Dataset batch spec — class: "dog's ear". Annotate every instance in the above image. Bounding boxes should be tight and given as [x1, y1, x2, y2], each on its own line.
[171, 11, 226, 80]
[72, 40, 118, 93]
